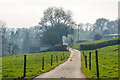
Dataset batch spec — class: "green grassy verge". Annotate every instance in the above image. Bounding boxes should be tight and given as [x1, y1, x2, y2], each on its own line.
[73, 42, 119, 79]
[0, 58, 2, 80]
[2, 51, 70, 79]
[81, 45, 119, 79]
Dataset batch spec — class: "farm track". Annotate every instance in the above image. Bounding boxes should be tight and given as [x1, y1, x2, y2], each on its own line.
[34, 48, 86, 79]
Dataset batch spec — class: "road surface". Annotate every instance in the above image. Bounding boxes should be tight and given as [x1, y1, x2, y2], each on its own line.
[34, 48, 86, 79]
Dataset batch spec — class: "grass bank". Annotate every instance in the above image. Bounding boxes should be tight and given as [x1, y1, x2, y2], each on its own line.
[2, 51, 70, 79]
[72, 38, 119, 79]
[81, 45, 119, 79]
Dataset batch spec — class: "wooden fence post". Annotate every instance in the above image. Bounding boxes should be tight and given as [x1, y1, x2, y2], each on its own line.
[42, 57, 44, 70]
[89, 52, 91, 70]
[51, 55, 53, 66]
[67, 51, 69, 59]
[83, 51, 84, 56]
[24, 55, 26, 77]
[95, 50, 99, 78]
[85, 56, 87, 68]
[66, 52, 67, 59]
[63, 53, 65, 60]
[61, 56, 62, 61]
[56, 56, 58, 63]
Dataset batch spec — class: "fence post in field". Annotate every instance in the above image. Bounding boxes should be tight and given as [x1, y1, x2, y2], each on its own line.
[63, 53, 65, 60]
[83, 51, 84, 56]
[95, 50, 99, 78]
[85, 56, 87, 68]
[61, 56, 62, 61]
[24, 55, 26, 77]
[42, 57, 44, 70]
[89, 52, 91, 70]
[67, 51, 69, 58]
[68, 47, 69, 53]
[51, 55, 53, 66]
[56, 56, 58, 63]
[66, 52, 67, 59]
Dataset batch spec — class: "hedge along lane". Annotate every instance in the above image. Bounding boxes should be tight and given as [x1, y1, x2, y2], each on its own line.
[80, 39, 120, 50]
[72, 37, 120, 50]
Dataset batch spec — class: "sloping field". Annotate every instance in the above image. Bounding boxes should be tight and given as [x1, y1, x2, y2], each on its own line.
[81, 45, 119, 79]
[73, 38, 119, 79]
[1, 51, 70, 79]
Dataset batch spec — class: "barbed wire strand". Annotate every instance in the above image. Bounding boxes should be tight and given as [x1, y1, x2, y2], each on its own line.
[92, 60, 118, 70]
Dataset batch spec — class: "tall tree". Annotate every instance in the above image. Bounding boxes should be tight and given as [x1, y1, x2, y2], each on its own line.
[39, 7, 75, 28]
[22, 32, 31, 53]
[93, 18, 108, 31]
[39, 7, 75, 45]
[2, 35, 9, 56]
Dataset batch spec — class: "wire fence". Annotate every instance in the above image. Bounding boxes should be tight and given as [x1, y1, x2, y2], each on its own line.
[2, 50, 70, 79]
[97, 62, 118, 71]
[91, 60, 118, 70]
[82, 50, 118, 78]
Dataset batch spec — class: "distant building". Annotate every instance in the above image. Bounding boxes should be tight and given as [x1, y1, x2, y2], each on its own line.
[103, 34, 120, 39]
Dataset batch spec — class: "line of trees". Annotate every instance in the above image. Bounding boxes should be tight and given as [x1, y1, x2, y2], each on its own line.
[0, 7, 118, 56]
[73, 18, 118, 42]
[0, 20, 43, 56]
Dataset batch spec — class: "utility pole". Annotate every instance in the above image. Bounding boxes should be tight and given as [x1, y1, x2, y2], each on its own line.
[78, 25, 80, 41]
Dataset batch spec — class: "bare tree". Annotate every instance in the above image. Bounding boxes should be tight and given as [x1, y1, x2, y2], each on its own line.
[39, 7, 75, 45]
[39, 7, 75, 29]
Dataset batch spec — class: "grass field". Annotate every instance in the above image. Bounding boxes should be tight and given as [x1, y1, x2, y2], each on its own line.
[0, 58, 2, 80]
[72, 38, 119, 79]
[81, 45, 119, 79]
[1, 51, 70, 79]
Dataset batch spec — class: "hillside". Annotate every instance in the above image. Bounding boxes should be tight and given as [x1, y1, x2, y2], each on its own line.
[1, 51, 70, 79]
[72, 38, 119, 79]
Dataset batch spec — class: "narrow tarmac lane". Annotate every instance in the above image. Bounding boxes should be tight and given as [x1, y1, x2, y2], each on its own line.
[34, 48, 86, 79]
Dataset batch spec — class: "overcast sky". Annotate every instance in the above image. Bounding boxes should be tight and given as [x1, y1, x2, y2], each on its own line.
[0, 0, 119, 28]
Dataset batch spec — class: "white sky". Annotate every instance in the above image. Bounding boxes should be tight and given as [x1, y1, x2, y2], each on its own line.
[0, 0, 119, 28]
